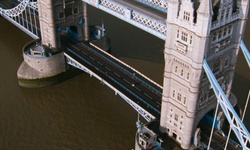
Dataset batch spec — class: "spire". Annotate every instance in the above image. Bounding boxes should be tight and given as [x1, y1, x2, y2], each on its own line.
[197, 0, 213, 16]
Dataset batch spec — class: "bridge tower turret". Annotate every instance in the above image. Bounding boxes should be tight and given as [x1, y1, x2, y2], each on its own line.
[160, 0, 248, 149]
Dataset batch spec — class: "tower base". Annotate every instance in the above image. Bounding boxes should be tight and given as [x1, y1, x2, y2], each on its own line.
[17, 40, 67, 87]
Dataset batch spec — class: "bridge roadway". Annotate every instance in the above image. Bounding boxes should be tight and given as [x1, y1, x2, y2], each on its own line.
[61, 35, 162, 120]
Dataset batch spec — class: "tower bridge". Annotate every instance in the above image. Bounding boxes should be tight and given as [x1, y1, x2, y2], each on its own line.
[0, 0, 250, 149]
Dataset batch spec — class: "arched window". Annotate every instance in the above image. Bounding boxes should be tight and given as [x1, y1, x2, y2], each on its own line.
[175, 66, 178, 73]
[190, 35, 193, 44]
[218, 30, 222, 39]
[181, 32, 188, 42]
[180, 69, 184, 76]
[186, 72, 190, 80]
[183, 97, 187, 104]
[183, 11, 190, 21]
[177, 93, 182, 101]
[172, 90, 176, 98]
[213, 59, 221, 73]
[224, 58, 229, 68]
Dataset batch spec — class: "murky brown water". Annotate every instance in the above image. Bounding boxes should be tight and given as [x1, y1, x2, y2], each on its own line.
[0, 5, 249, 150]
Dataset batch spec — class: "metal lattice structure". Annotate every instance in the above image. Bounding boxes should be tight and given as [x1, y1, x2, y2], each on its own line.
[135, 0, 167, 12]
[83, 0, 167, 40]
[0, 0, 29, 17]
[203, 59, 250, 150]
[0, 0, 40, 39]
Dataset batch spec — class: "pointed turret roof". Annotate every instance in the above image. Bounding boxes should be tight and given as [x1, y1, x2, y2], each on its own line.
[197, 0, 213, 15]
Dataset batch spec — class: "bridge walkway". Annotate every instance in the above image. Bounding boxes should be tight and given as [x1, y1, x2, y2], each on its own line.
[114, 0, 166, 21]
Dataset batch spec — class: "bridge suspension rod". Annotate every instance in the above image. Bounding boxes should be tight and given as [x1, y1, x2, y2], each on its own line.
[203, 60, 250, 150]
[240, 40, 250, 68]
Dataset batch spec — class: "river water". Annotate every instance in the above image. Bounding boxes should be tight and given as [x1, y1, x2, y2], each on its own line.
[0, 5, 249, 150]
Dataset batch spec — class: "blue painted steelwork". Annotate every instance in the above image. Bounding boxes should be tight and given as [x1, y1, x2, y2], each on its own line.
[67, 26, 79, 40]
[82, 0, 167, 40]
[240, 40, 250, 68]
[202, 113, 220, 129]
[203, 60, 250, 150]
[135, 0, 167, 13]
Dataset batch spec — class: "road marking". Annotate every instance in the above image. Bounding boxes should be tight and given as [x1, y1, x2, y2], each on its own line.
[123, 78, 130, 84]
[144, 93, 152, 99]
[105, 66, 111, 71]
[135, 87, 141, 92]
[97, 61, 102, 66]
[114, 72, 120, 77]
[89, 56, 95, 61]
[72, 45, 80, 51]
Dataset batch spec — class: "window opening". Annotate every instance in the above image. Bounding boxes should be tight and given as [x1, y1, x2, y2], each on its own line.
[183, 11, 190, 21]
[181, 32, 188, 42]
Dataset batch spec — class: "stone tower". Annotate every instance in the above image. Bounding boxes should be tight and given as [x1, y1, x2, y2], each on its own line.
[160, 0, 249, 149]
[17, 0, 90, 87]
[37, 0, 88, 51]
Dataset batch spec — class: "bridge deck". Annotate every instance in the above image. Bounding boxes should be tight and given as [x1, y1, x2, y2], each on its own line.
[61, 35, 162, 120]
